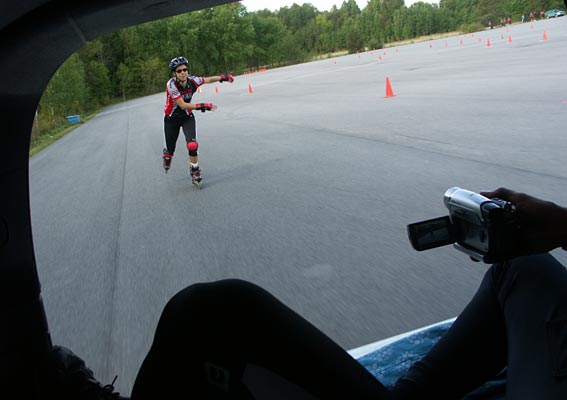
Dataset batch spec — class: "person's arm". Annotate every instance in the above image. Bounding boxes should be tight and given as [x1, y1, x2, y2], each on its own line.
[173, 97, 217, 112]
[203, 73, 234, 84]
[481, 188, 567, 257]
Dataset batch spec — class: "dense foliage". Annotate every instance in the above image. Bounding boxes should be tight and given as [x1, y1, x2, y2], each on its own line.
[34, 0, 563, 139]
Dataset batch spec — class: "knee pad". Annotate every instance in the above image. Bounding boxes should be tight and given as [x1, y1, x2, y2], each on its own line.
[187, 141, 198, 156]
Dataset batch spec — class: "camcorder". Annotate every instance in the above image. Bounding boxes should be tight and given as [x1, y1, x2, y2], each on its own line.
[407, 187, 520, 263]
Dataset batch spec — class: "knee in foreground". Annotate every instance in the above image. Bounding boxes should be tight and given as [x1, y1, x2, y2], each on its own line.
[494, 253, 563, 287]
[165, 279, 264, 315]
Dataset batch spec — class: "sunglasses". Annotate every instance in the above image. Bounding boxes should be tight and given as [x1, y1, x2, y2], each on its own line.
[175, 68, 188, 73]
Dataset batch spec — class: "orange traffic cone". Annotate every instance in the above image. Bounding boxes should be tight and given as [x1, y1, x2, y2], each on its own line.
[487, 39, 492, 47]
[385, 77, 395, 98]
[543, 31, 548, 40]
[378, 55, 382, 61]
[508, 35, 513, 43]
[248, 84, 253, 94]
[333, 59, 337, 65]
[460, 39, 463, 45]
[215, 87, 219, 93]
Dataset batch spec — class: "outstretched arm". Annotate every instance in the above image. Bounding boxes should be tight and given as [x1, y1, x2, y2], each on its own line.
[203, 73, 234, 84]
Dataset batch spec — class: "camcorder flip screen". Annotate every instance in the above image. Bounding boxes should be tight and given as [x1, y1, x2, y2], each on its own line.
[407, 216, 455, 251]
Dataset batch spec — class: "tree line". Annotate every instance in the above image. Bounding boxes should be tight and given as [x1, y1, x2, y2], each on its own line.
[35, 0, 563, 140]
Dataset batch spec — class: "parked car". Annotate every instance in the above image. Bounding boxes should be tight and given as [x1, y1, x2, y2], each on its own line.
[545, 9, 565, 18]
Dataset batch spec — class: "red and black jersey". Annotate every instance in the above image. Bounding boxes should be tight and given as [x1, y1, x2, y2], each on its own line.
[164, 76, 205, 117]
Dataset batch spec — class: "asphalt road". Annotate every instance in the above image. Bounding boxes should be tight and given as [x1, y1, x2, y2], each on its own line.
[30, 18, 567, 394]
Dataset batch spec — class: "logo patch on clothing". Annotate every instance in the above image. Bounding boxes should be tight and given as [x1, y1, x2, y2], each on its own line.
[205, 362, 230, 392]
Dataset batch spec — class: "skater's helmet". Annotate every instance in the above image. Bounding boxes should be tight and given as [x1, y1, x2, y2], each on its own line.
[169, 56, 188, 72]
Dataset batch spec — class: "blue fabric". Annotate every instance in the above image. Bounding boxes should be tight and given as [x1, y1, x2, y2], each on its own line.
[356, 321, 506, 399]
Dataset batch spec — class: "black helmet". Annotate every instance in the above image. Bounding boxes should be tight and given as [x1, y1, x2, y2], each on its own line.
[169, 56, 188, 71]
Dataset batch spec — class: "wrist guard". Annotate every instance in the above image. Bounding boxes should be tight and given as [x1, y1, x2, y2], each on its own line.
[220, 74, 234, 83]
[196, 103, 213, 112]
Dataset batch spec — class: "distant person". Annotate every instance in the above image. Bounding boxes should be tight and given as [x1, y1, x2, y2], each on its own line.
[540, 10, 545, 20]
[488, 20, 493, 29]
[161, 56, 234, 186]
[507, 16, 511, 25]
[522, 14, 525, 23]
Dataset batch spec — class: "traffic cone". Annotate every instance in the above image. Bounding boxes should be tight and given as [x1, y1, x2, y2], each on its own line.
[333, 59, 337, 65]
[385, 77, 395, 98]
[215, 87, 219, 93]
[378, 55, 382, 61]
[460, 39, 463, 45]
[248, 84, 253, 94]
[543, 31, 548, 40]
[508, 35, 513, 43]
[487, 38, 492, 47]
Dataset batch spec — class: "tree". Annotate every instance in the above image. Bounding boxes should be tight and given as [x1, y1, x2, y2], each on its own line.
[84, 61, 111, 107]
[39, 53, 86, 128]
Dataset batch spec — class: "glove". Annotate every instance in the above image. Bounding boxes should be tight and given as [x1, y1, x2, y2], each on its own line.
[195, 103, 214, 112]
[220, 73, 234, 83]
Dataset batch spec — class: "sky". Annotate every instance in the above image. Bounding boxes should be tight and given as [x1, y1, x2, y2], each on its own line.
[240, 0, 436, 12]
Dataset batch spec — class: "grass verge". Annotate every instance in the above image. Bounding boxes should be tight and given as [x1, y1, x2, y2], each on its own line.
[29, 113, 96, 157]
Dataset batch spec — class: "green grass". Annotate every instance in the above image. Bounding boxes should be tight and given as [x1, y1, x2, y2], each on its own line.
[29, 113, 96, 157]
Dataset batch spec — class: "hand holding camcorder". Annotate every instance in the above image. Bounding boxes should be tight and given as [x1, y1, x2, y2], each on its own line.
[481, 188, 567, 257]
[407, 187, 522, 263]
[408, 187, 567, 263]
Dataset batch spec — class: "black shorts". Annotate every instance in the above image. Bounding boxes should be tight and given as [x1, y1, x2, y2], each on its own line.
[163, 113, 196, 155]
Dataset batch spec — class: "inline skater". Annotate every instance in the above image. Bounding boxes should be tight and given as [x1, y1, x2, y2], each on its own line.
[162, 56, 234, 187]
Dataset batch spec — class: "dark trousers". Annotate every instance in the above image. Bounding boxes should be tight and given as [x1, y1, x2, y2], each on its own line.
[131, 254, 567, 399]
[163, 113, 196, 155]
[396, 253, 567, 400]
